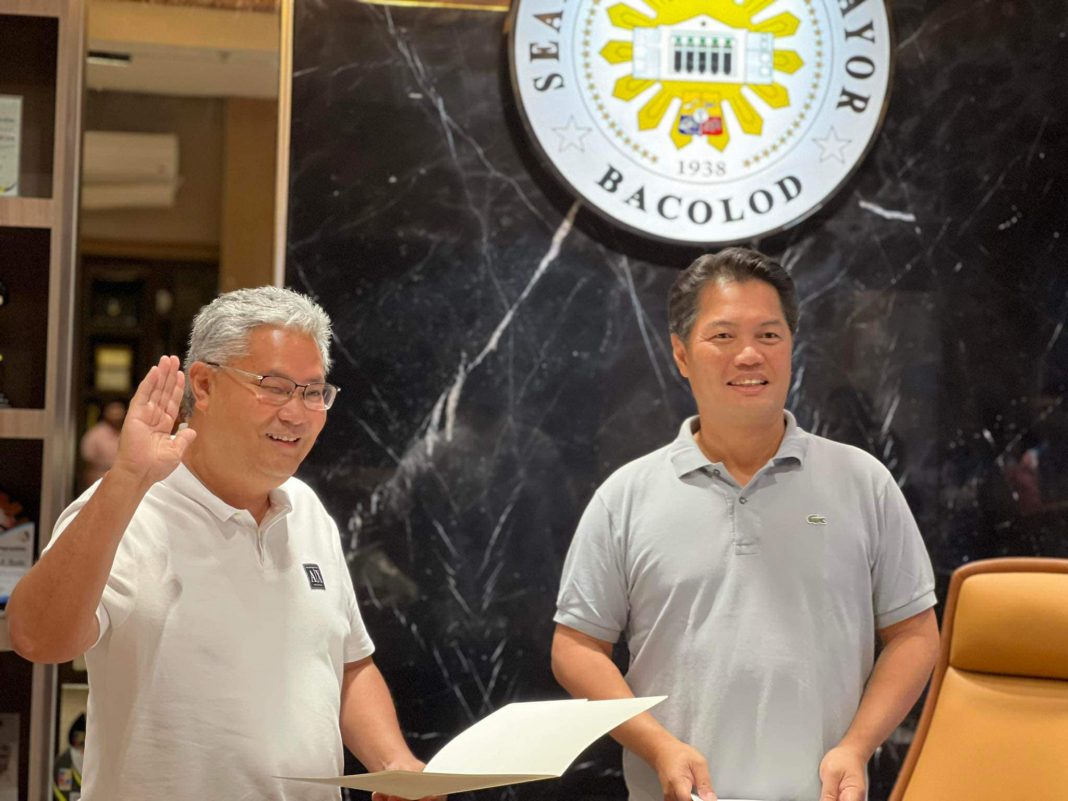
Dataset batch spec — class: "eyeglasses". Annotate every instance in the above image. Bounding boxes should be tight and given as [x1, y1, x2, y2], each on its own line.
[205, 362, 340, 411]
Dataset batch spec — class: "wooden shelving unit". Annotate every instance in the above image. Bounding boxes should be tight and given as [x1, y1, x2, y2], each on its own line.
[0, 0, 84, 798]
[0, 409, 47, 439]
[0, 197, 53, 228]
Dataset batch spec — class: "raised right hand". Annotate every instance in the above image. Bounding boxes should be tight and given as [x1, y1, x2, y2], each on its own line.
[651, 737, 716, 801]
[110, 355, 197, 486]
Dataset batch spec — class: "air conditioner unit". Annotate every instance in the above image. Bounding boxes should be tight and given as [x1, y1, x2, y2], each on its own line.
[81, 130, 180, 209]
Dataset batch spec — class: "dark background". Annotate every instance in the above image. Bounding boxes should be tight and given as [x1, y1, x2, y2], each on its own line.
[287, 1, 1068, 798]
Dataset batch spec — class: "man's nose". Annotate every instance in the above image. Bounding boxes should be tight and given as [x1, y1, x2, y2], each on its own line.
[277, 391, 308, 421]
[735, 344, 764, 366]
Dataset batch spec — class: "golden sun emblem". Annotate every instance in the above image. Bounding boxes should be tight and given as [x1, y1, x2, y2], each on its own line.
[598, 0, 805, 151]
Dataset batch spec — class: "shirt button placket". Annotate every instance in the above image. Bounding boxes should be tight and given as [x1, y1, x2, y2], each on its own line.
[734, 491, 759, 554]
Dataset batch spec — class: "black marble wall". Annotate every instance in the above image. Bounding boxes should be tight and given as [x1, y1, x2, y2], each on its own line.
[287, 1, 1068, 799]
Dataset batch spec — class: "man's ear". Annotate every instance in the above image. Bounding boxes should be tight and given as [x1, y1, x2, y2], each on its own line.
[670, 333, 691, 379]
[186, 361, 214, 412]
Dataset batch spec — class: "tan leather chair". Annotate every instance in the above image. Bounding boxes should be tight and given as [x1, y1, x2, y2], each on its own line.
[889, 557, 1068, 801]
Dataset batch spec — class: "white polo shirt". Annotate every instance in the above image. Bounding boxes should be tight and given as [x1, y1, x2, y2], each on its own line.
[555, 412, 936, 801]
[47, 463, 375, 801]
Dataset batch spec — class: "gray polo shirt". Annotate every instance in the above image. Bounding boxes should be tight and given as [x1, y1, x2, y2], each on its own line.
[555, 412, 936, 801]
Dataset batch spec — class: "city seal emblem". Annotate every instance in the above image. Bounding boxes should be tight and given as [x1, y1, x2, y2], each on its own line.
[509, 0, 893, 245]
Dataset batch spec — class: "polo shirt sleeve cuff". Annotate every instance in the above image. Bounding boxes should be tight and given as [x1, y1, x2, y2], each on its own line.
[553, 610, 622, 644]
[91, 603, 110, 649]
[344, 638, 375, 664]
[875, 590, 937, 630]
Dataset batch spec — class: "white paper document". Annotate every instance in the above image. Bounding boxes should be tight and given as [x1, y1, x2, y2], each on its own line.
[0, 95, 21, 197]
[282, 696, 665, 798]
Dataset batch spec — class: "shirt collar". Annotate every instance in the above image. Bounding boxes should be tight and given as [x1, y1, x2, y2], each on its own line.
[668, 409, 810, 479]
[166, 462, 293, 524]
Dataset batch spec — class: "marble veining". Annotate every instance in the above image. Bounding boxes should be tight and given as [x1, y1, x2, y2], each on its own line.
[288, 1, 1068, 798]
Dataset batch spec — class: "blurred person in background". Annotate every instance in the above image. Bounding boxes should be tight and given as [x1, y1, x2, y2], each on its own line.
[79, 400, 126, 489]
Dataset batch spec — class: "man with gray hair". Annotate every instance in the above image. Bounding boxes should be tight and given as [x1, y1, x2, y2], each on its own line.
[8, 287, 427, 800]
[551, 248, 940, 801]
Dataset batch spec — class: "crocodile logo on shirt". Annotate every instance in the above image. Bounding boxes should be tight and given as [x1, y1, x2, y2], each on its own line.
[806, 514, 828, 525]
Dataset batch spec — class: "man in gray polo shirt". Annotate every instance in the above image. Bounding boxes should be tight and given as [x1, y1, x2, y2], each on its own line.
[551, 248, 939, 801]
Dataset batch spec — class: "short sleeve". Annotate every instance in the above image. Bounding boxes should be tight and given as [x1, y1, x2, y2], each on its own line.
[872, 478, 937, 629]
[331, 520, 375, 664]
[553, 492, 629, 644]
[44, 487, 140, 647]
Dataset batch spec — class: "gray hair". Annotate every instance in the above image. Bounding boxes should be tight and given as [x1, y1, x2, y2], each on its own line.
[668, 247, 799, 342]
[181, 286, 333, 417]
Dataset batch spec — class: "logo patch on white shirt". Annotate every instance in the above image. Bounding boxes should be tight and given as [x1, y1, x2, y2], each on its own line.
[303, 563, 326, 590]
[806, 514, 828, 525]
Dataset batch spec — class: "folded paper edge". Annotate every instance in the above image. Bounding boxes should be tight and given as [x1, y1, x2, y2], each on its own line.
[277, 771, 559, 784]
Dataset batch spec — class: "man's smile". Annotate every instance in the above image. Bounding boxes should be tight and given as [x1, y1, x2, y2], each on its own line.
[266, 432, 302, 444]
[726, 375, 770, 392]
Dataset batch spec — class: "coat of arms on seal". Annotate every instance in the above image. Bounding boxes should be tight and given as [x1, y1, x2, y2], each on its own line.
[509, 0, 893, 244]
